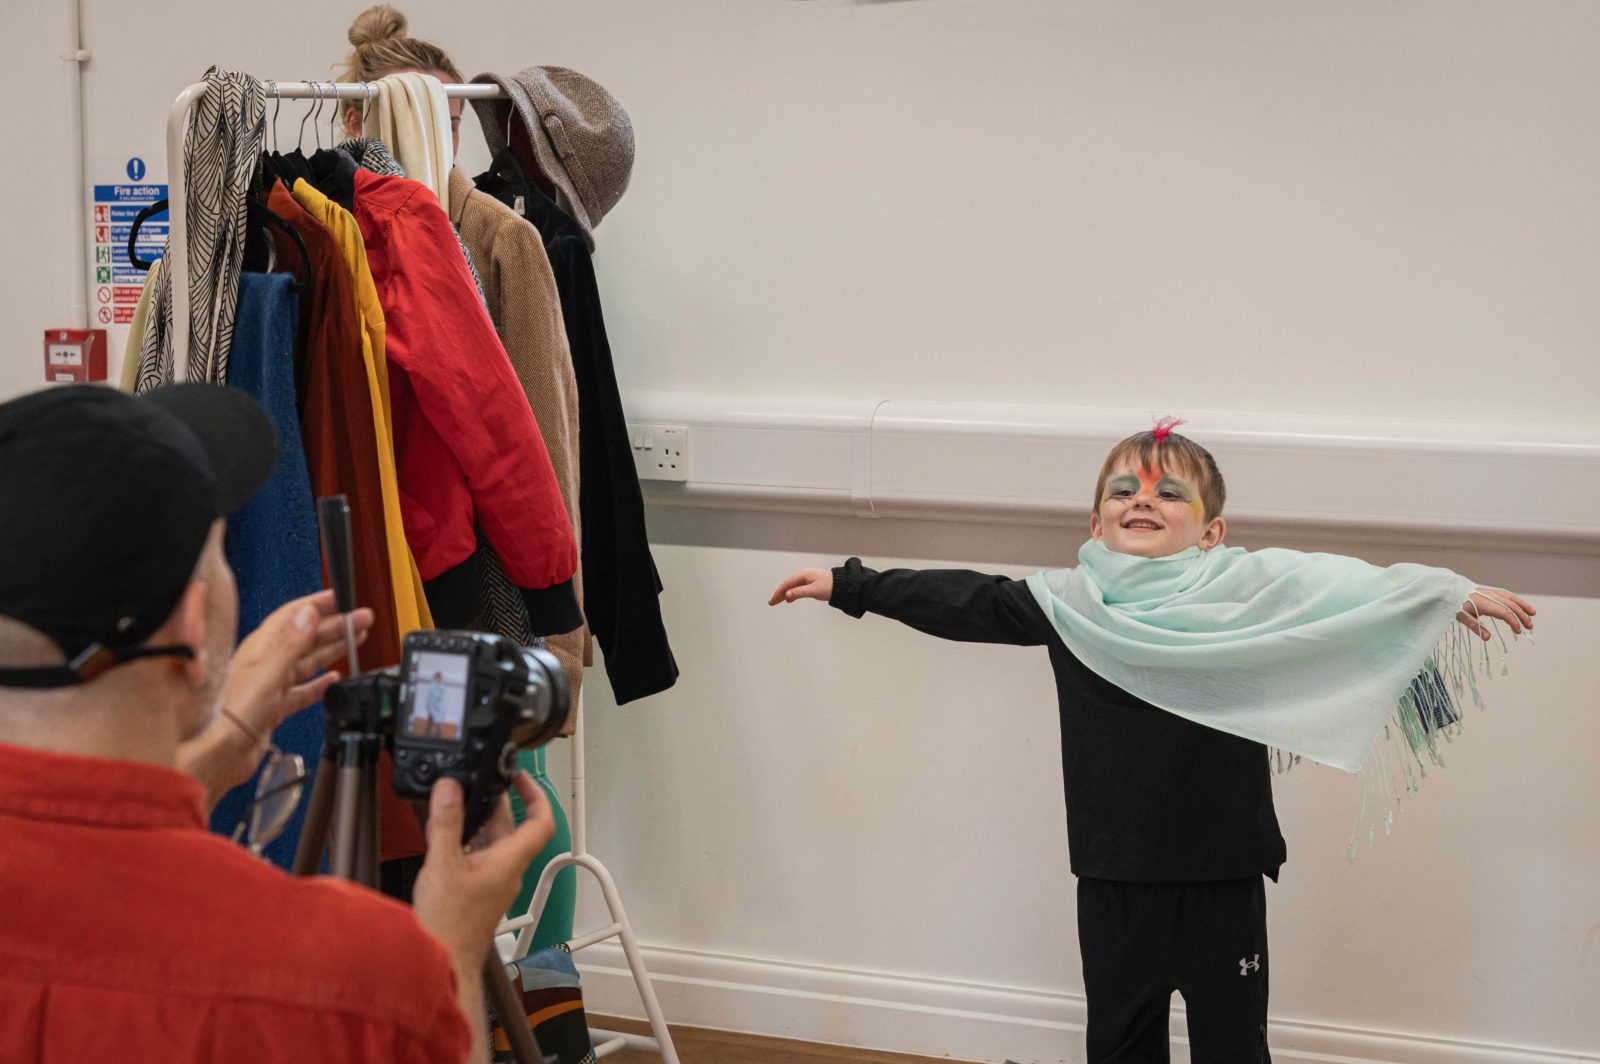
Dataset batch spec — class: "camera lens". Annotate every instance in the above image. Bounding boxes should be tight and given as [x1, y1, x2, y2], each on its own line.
[508, 646, 570, 748]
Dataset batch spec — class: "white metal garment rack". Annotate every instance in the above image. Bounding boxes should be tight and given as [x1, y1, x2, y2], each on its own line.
[164, 79, 680, 1064]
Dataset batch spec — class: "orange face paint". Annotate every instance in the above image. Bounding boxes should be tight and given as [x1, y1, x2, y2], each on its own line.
[1102, 465, 1204, 522]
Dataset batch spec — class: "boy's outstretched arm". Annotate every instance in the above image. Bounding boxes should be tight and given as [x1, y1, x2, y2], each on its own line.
[1457, 588, 1536, 641]
[770, 559, 1052, 647]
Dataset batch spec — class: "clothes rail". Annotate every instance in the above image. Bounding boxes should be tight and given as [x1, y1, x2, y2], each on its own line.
[160, 77, 679, 1064]
[164, 80, 499, 384]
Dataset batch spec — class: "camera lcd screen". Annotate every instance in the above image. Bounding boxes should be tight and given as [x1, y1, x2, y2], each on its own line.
[405, 651, 469, 743]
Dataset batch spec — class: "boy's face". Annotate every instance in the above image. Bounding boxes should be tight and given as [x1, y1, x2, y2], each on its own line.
[1089, 461, 1226, 558]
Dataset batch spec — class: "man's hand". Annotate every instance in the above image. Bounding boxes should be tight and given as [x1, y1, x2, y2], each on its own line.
[177, 590, 374, 808]
[768, 568, 833, 606]
[1457, 588, 1536, 641]
[412, 772, 555, 1064]
[413, 772, 555, 960]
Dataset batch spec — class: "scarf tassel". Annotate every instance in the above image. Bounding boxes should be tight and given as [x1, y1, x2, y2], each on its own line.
[1337, 613, 1521, 862]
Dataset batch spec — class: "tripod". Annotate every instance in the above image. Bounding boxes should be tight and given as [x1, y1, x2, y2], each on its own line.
[297, 496, 551, 1064]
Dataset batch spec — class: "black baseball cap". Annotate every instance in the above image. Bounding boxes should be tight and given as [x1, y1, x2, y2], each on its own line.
[0, 383, 277, 688]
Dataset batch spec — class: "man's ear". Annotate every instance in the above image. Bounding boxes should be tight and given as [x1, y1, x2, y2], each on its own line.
[164, 579, 210, 687]
[1199, 515, 1227, 550]
[1089, 510, 1104, 541]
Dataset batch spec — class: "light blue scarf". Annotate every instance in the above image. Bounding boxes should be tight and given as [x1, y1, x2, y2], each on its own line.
[1026, 541, 1498, 781]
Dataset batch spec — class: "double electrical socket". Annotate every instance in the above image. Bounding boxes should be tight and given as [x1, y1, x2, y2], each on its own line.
[631, 424, 689, 482]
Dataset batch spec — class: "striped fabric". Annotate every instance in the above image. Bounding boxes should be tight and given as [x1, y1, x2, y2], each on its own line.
[136, 67, 263, 390]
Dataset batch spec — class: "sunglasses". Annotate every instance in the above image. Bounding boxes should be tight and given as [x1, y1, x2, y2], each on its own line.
[222, 707, 308, 857]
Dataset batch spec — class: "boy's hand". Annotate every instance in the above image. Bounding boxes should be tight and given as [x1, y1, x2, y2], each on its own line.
[1456, 588, 1535, 640]
[769, 568, 833, 606]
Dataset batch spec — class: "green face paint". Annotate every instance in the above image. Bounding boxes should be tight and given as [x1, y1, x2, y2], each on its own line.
[1154, 475, 1205, 522]
[1102, 467, 1205, 523]
[1102, 473, 1141, 507]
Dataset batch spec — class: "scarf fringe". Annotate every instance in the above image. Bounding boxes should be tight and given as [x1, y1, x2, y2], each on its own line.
[1269, 610, 1523, 862]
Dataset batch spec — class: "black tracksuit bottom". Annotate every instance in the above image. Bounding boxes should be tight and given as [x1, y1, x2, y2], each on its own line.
[1078, 876, 1272, 1064]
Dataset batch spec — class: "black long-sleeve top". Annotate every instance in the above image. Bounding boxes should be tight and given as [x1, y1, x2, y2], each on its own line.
[829, 558, 1286, 883]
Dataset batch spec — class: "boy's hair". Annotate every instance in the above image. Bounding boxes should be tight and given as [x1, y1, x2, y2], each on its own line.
[1092, 428, 1227, 523]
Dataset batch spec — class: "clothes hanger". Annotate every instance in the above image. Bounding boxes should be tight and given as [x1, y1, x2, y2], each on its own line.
[127, 187, 311, 282]
[246, 198, 312, 287]
[270, 82, 282, 155]
[297, 81, 318, 153]
[126, 200, 168, 271]
[253, 82, 280, 191]
[488, 144, 559, 215]
[311, 82, 325, 153]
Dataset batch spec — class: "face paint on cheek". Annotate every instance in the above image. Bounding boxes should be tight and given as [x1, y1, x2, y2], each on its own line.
[1189, 498, 1204, 523]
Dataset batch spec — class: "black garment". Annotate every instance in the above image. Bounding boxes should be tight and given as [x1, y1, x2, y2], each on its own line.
[1077, 877, 1271, 1064]
[829, 559, 1286, 883]
[304, 149, 358, 211]
[420, 543, 578, 634]
[476, 162, 677, 704]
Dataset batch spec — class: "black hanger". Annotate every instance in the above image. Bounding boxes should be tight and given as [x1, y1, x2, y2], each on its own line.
[248, 197, 313, 287]
[127, 199, 168, 271]
[124, 193, 311, 286]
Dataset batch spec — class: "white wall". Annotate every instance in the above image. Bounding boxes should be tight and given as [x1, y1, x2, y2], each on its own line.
[1, 1, 1596, 1060]
[0, 0, 79, 398]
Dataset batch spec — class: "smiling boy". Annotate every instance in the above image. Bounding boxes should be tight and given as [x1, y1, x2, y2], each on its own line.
[769, 421, 1531, 1064]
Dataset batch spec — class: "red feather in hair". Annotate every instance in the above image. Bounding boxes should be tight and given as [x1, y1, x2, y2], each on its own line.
[1151, 416, 1186, 442]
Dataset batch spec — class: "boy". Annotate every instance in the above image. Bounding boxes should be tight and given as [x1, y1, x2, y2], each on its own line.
[769, 422, 1532, 1063]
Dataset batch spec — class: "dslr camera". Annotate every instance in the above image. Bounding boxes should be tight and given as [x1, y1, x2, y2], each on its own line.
[325, 629, 569, 839]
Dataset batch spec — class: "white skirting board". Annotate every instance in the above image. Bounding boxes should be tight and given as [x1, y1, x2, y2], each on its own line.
[576, 942, 1598, 1064]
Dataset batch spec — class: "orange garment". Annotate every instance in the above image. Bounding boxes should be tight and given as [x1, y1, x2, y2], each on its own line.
[292, 178, 431, 860]
[267, 181, 399, 674]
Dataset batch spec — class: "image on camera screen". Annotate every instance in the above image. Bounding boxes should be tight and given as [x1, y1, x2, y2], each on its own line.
[406, 651, 469, 742]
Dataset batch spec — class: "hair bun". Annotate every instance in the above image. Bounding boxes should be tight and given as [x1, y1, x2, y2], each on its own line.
[348, 4, 408, 49]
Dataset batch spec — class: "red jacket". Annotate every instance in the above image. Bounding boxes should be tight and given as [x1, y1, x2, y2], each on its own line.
[353, 169, 580, 632]
[0, 742, 472, 1063]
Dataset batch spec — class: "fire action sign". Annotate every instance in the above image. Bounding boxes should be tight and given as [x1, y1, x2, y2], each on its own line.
[92, 157, 166, 327]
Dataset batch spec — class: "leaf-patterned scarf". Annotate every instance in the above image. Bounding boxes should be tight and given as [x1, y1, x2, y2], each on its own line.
[136, 67, 263, 390]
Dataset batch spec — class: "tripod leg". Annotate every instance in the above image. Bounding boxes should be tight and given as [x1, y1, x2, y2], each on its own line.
[292, 752, 338, 877]
[483, 947, 546, 1064]
[355, 753, 380, 889]
[330, 755, 363, 881]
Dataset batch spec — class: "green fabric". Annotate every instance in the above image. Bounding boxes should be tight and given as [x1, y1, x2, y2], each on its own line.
[508, 745, 576, 949]
[1026, 540, 1484, 775]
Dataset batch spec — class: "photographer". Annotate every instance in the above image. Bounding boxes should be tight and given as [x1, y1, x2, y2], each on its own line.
[0, 383, 553, 1064]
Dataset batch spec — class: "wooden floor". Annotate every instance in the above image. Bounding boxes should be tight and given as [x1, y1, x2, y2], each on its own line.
[588, 1016, 978, 1064]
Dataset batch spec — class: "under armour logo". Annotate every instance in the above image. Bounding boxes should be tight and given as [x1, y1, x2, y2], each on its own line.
[1239, 954, 1261, 976]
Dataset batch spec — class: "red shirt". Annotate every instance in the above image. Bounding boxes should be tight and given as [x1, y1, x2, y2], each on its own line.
[351, 169, 577, 603]
[0, 741, 472, 1063]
